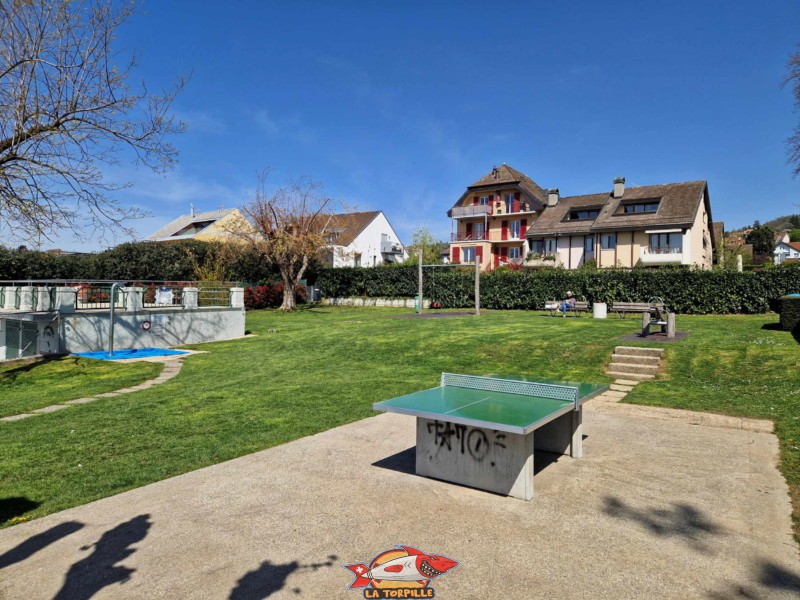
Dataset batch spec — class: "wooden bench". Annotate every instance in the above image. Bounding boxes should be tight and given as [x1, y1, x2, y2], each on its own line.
[545, 300, 589, 317]
[609, 301, 664, 319]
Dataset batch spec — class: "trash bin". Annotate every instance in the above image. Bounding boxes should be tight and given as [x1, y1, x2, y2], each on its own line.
[593, 302, 607, 319]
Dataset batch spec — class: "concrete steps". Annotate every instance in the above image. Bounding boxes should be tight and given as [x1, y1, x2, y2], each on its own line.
[606, 345, 664, 381]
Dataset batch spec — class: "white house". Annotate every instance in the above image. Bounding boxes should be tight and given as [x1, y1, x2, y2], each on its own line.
[774, 241, 800, 265]
[324, 211, 406, 267]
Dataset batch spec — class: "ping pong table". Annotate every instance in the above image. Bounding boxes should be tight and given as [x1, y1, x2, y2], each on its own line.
[373, 373, 608, 500]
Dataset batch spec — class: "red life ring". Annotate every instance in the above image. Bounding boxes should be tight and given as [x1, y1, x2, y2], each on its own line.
[141, 320, 152, 331]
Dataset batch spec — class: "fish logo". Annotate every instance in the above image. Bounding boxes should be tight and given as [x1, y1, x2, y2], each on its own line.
[344, 545, 459, 598]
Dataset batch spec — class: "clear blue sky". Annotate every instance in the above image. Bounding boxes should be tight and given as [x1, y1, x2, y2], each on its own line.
[77, 0, 800, 249]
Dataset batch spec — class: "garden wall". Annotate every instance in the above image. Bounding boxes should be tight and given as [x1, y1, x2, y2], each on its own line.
[316, 264, 800, 314]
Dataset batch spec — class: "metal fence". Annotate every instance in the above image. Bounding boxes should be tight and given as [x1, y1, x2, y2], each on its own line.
[75, 285, 127, 310]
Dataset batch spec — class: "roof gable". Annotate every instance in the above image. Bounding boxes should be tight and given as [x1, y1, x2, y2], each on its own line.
[324, 211, 382, 246]
[146, 209, 236, 240]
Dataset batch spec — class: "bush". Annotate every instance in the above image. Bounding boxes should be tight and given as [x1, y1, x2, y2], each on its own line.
[779, 296, 800, 331]
[244, 284, 308, 310]
[315, 264, 800, 314]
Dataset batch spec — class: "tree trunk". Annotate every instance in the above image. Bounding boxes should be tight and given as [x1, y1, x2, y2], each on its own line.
[280, 284, 296, 311]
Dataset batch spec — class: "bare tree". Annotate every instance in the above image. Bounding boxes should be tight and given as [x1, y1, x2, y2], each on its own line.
[242, 172, 340, 311]
[0, 0, 186, 244]
[786, 48, 800, 176]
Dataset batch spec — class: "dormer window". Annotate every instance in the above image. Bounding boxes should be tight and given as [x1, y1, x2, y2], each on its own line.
[568, 208, 600, 221]
[622, 200, 660, 214]
[479, 196, 489, 205]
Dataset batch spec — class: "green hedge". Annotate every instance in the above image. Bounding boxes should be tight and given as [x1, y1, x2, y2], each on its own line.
[316, 264, 800, 314]
[779, 296, 800, 331]
[0, 242, 281, 283]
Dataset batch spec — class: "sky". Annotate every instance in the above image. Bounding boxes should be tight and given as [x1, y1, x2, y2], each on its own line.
[51, 0, 800, 250]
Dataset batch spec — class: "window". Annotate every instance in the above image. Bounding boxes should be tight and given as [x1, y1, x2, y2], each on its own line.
[649, 233, 682, 254]
[601, 233, 617, 250]
[623, 201, 660, 214]
[508, 247, 521, 259]
[505, 193, 514, 212]
[569, 209, 600, 220]
[473, 223, 485, 240]
[530, 240, 544, 255]
[462, 247, 476, 263]
[545, 238, 557, 254]
[479, 196, 489, 205]
[354, 253, 362, 267]
[584, 236, 595, 255]
[509, 220, 521, 239]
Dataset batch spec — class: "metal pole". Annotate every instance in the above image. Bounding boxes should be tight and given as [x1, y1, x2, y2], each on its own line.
[417, 249, 423, 314]
[108, 282, 120, 356]
[474, 256, 480, 316]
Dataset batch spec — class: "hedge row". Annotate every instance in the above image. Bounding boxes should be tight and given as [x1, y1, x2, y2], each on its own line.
[244, 284, 308, 309]
[0, 242, 279, 283]
[780, 296, 800, 331]
[315, 264, 800, 314]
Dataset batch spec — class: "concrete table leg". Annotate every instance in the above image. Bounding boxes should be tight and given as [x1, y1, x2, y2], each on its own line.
[415, 418, 534, 500]
[534, 409, 583, 458]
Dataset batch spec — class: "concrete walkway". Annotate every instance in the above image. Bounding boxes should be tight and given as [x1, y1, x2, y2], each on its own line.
[0, 407, 798, 599]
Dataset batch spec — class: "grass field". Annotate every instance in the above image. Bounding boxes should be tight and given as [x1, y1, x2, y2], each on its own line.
[0, 307, 797, 540]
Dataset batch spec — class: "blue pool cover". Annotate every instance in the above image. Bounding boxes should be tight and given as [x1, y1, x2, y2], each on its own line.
[73, 348, 189, 361]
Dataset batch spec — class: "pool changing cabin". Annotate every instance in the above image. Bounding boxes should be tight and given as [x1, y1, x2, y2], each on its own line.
[0, 283, 246, 360]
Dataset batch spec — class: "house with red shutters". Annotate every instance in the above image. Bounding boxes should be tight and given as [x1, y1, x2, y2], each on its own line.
[446, 164, 542, 269]
[447, 164, 718, 270]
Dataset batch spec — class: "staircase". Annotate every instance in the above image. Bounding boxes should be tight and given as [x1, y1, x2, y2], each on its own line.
[606, 346, 663, 381]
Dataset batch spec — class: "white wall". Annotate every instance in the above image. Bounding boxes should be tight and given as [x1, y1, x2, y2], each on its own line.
[774, 243, 800, 264]
[332, 212, 406, 267]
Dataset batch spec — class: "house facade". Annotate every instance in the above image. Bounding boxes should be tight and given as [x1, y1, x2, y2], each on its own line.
[146, 208, 256, 242]
[447, 165, 717, 270]
[774, 241, 800, 264]
[324, 211, 406, 267]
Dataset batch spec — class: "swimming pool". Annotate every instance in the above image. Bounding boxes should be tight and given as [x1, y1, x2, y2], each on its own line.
[73, 348, 189, 361]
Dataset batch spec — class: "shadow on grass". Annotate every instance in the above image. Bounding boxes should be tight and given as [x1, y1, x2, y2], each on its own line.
[229, 555, 338, 599]
[0, 496, 41, 524]
[602, 496, 723, 554]
[371, 446, 563, 477]
[0, 521, 84, 569]
[760, 321, 800, 343]
[0, 355, 63, 379]
[52, 514, 152, 600]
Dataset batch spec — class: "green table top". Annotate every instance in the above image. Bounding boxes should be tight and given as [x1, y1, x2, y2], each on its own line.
[373, 375, 608, 435]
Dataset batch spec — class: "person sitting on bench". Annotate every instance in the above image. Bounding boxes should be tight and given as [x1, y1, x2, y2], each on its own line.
[560, 291, 576, 317]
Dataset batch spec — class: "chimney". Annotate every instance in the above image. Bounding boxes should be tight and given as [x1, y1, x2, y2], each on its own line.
[492, 165, 499, 179]
[190, 203, 195, 218]
[547, 188, 560, 207]
[613, 177, 625, 198]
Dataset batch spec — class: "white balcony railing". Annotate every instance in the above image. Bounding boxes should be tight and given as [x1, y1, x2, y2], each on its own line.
[641, 246, 683, 265]
[451, 205, 492, 218]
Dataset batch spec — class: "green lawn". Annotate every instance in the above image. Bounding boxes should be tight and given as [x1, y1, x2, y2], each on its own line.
[0, 308, 797, 541]
[0, 356, 162, 418]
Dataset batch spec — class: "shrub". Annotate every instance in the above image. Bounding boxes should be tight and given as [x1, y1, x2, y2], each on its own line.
[315, 264, 800, 314]
[779, 296, 800, 331]
[244, 284, 307, 310]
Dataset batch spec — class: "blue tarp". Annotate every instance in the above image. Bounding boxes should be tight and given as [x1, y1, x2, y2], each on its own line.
[73, 348, 188, 361]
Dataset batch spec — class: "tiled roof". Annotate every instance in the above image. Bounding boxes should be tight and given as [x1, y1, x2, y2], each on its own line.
[465, 164, 548, 205]
[324, 211, 381, 247]
[788, 241, 800, 252]
[146, 209, 235, 240]
[527, 180, 708, 237]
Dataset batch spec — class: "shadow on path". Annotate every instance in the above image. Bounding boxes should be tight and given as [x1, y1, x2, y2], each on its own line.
[229, 555, 338, 599]
[603, 496, 723, 553]
[52, 514, 152, 600]
[0, 520, 84, 569]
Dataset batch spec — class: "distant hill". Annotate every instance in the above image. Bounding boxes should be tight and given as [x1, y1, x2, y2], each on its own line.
[729, 213, 800, 232]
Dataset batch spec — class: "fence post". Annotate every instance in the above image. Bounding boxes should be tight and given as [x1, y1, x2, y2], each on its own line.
[667, 313, 676, 338]
[474, 258, 480, 316]
[36, 286, 51, 311]
[182, 287, 199, 309]
[230, 287, 245, 309]
[417, 249, 423, 314]
[56, 287, 76, 313]
[125, 287, 144, 312]
[18, 286, 34, 311]
[2, 287, 16, 310]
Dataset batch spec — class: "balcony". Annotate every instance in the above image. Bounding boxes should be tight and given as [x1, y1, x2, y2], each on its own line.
[450, 205, 492, 218]
[381, 241, 404, 254]
[640, 246, 684, 266]
[451, 232, 490, 242]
